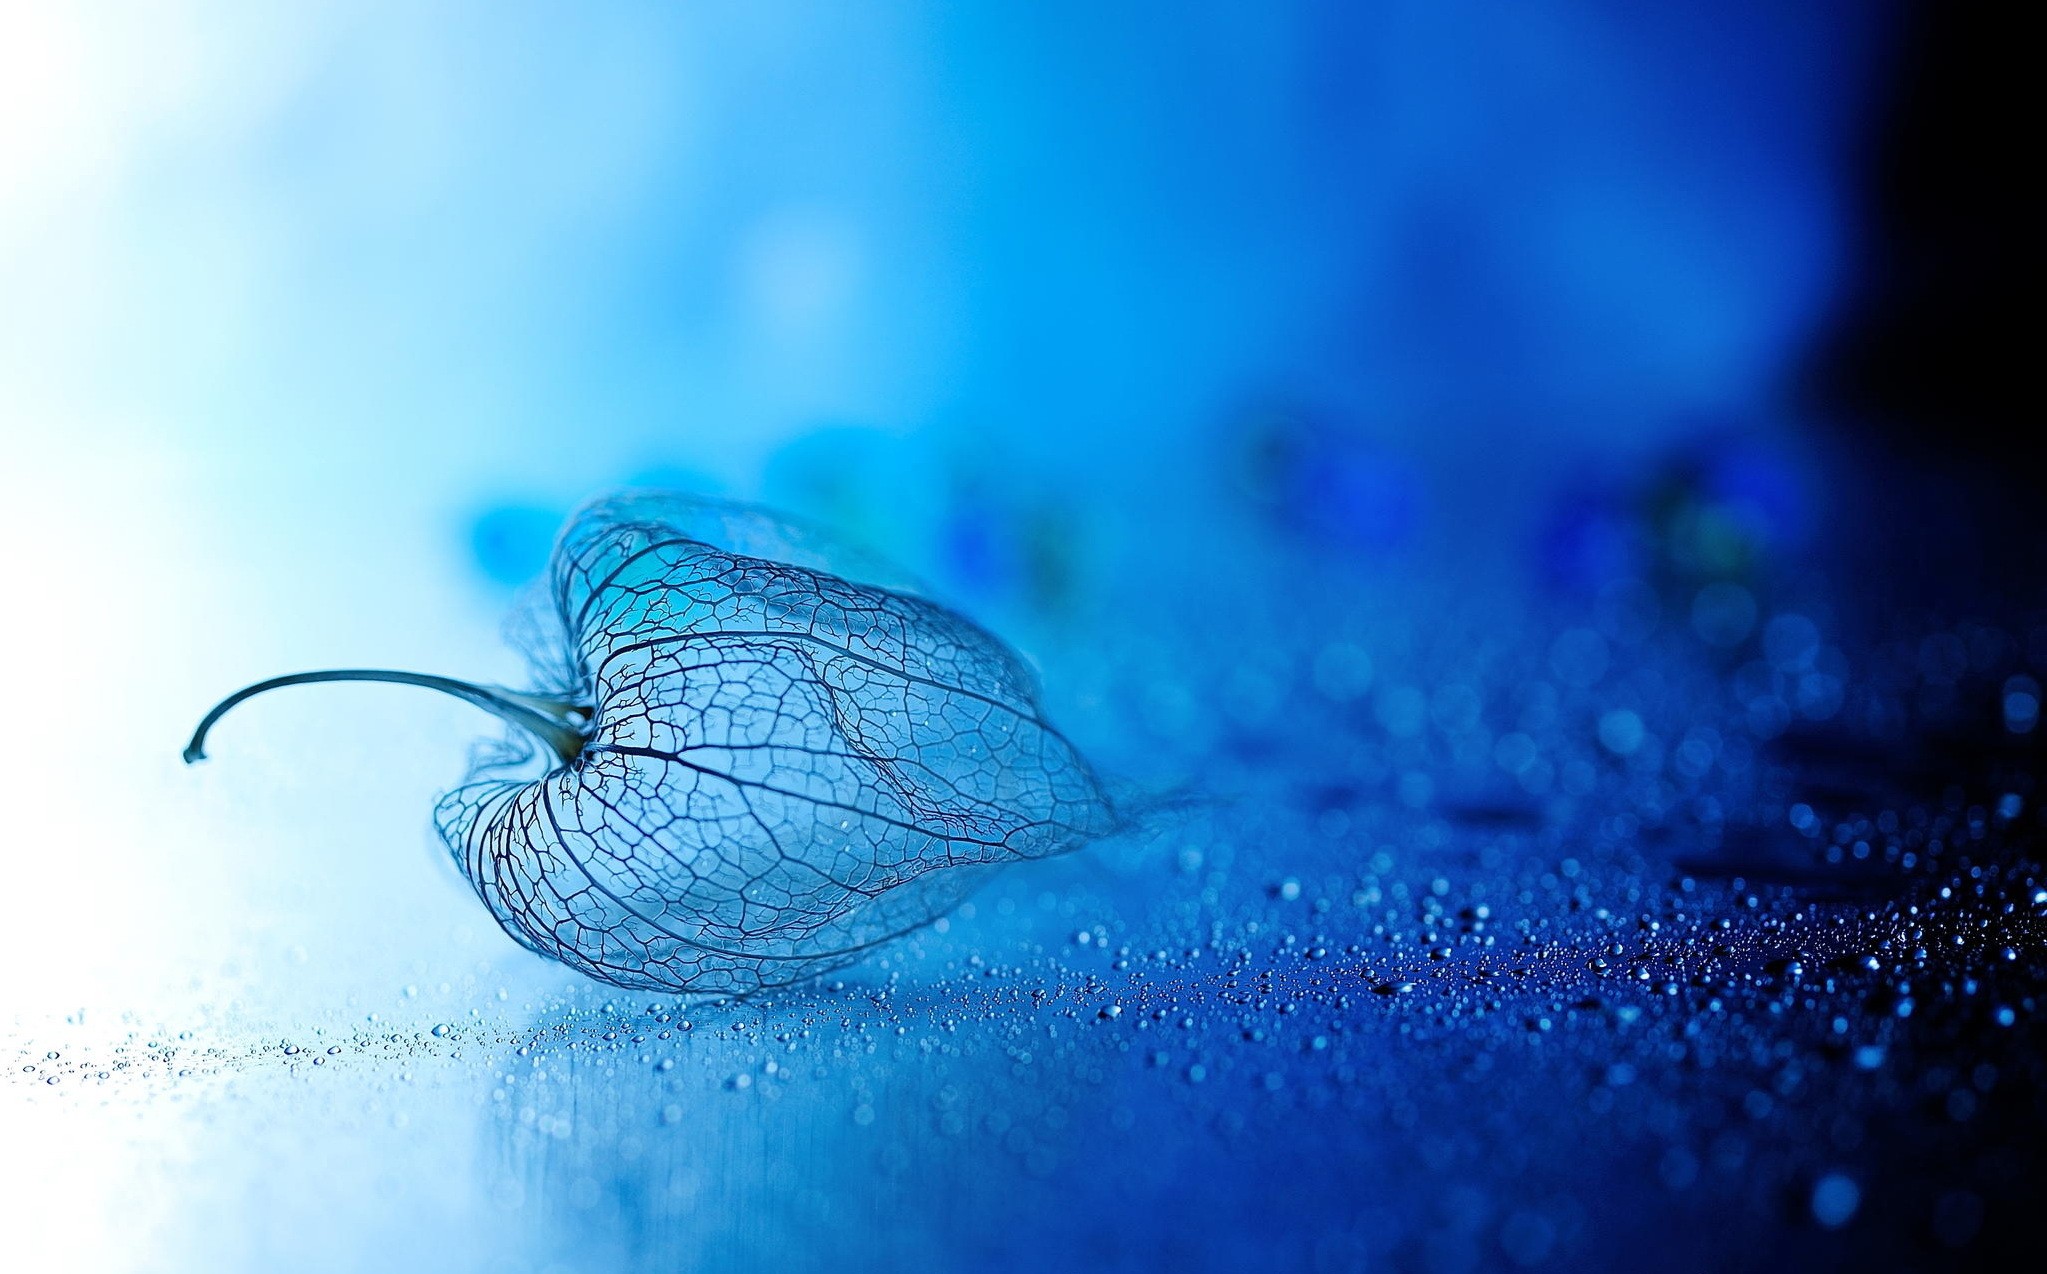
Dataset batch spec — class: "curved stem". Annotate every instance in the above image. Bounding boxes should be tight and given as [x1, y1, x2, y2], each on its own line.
[183, 670, 592, 766]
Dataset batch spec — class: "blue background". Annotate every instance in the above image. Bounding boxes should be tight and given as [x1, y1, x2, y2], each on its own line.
[5, 4, 1969, 1271]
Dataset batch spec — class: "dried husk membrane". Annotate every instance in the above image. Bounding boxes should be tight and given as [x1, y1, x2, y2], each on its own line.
[432, 492, 1115, 994]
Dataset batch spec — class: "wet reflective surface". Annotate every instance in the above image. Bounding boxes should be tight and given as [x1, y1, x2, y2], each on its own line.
[12, 535, 2047, 1271]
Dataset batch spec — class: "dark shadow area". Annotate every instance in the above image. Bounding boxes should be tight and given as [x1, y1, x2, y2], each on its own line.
[1807, 1, 2047, 613]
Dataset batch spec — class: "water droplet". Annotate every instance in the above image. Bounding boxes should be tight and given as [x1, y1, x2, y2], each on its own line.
[1811, 1173, 1859, 1228]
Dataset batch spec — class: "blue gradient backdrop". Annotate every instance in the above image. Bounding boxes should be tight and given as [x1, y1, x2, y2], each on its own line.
[0, 4, 1899, 1269]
